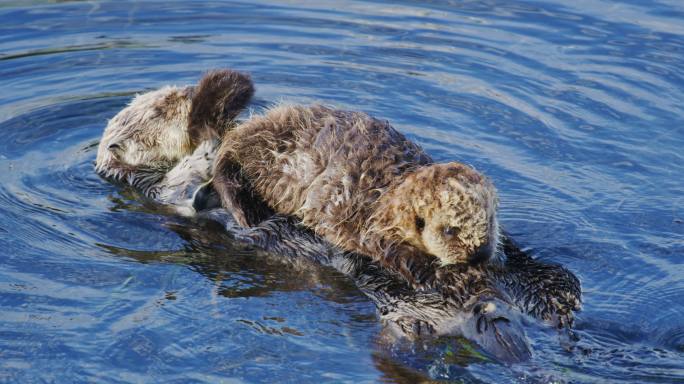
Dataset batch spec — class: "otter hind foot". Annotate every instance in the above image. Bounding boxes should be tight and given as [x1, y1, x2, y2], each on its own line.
[189, 69, 255, 141]
[465, 299, 532, 364]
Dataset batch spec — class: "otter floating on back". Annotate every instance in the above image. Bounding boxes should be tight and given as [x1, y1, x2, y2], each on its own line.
[95, 69, 254, 208]
[95, 69, 582, 363]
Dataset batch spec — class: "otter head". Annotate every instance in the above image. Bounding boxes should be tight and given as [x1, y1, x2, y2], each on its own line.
[384, 162, 499, 266]
[95, 69, 254, 179]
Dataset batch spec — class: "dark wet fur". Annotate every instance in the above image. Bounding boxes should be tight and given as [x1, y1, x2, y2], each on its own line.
[188, 69, 255, 145]
[211, 157, 275, 226]
[194, 206, 580, 363]
[201, 205, 580, 319]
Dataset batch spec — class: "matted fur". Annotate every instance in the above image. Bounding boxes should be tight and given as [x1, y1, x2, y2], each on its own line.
[94, 77, 582, 359]
[214, 104, 500, 290]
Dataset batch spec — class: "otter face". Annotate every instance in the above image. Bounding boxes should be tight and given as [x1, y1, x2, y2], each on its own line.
[97, 85, 195, 172]
[95, 69, 255, 181]
[398, 163, 499, 265]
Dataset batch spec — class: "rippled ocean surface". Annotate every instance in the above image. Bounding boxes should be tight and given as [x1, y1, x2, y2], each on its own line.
[1, 1, 683, 382]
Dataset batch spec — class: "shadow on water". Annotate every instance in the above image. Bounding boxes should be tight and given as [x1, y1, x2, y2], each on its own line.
[1, 0, 683, 382]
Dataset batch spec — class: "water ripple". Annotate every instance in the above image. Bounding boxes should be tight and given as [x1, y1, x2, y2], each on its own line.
[0, 0, 683, 382]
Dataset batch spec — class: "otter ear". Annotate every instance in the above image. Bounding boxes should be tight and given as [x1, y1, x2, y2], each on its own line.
[188, 69, 255, 143]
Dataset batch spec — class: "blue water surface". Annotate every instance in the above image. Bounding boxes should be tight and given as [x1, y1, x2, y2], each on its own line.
[1, 1, 683, 383]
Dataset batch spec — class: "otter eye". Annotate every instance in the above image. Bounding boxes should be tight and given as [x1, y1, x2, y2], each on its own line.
[415, 217, 425, 232]
[108, 143, 125, 158]
[443, 226, 459, 237]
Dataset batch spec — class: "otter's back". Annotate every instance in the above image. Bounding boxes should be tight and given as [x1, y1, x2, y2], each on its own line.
[223, 104, 431, 250]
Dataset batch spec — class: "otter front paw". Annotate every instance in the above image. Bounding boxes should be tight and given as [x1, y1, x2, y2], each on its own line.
[543, 289, 581, 329]
[502, 237, 582, 329]
[180, 139, 218, 180]
[520, 270, 582, 329]
[433, 264, 490, 306]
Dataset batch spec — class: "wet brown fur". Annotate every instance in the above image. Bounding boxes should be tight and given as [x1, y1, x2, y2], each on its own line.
[95, 76, 582, 358]
[188, 70, 255, 146]
[214, 105, 499, 292]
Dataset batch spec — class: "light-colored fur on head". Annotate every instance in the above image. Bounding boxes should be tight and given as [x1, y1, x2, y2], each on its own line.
[96, 82, 218, 213]
[95, 69, 254, 197]
[367, 163, 500, 266]
[96, 85, 194, 178]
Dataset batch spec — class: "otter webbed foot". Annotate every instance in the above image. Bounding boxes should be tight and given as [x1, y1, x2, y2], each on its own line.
[192, 181, 222, 212]
[212, 149, 274, 227]
[474, 302, 511, 335]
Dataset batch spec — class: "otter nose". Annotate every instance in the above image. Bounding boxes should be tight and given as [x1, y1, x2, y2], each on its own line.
[469, 241, 493, 265]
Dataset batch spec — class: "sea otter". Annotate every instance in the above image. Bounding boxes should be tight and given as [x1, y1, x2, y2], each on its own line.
[95, 69, 254, 204]
[95, 72, 582, 362]
[212, 104, 499, 292]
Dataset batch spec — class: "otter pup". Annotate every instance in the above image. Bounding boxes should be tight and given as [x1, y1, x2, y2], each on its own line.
[96, 69, 254, 200]
[213, 105, 499, 291]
